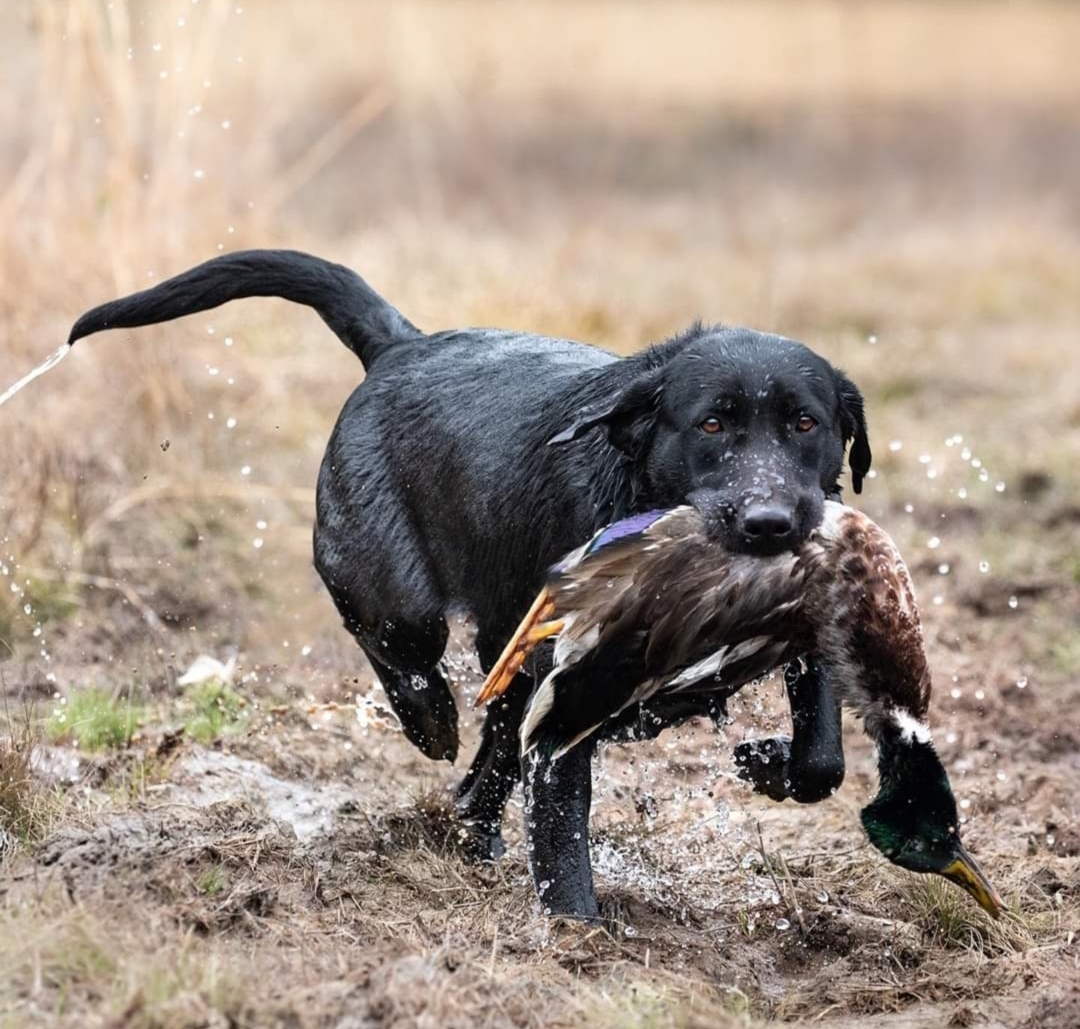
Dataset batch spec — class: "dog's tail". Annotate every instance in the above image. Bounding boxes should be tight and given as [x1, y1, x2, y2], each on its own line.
[67, 249, 420, 368]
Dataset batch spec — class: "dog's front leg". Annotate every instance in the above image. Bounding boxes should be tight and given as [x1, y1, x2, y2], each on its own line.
[454, 670, 533, 861]
[521, 738, 599, 920]
[734, 657, 845, 803]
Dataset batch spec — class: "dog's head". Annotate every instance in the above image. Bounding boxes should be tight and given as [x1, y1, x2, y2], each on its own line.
[552, 327, 872, 555]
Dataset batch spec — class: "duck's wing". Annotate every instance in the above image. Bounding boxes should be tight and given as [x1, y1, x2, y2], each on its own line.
[475, 508, 694, 706]
[594, 537, 824, 683]
[551, 507, 680, 575]
[520, 540, 827, 758]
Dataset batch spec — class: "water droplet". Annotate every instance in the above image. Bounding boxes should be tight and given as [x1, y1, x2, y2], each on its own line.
[240, 465, 251, 476]
[256, 520, 268, 530]
[623, 925, 638, 937]
[1016, 677, 1028, 690]
[919, 454, 932, 465]
[867, 334, 878, 345]
[938, 563, 951, 575]
[933, 595, 945, 606]
[226, 417, 237, 429]
[889, 440, 903, 452]
[960, 798, 971, 810]
[957, 487, 969, 500]
[193, 169, 205, 180]
[252, 538, 264, 549]
[1008, 596, 1018, 610]
[775, 918, 791, 931]
[904, 503, 914, 514]
[950, 688, 962, 699]
[815, 890, 829, 904]
[974, 689, 985, 700]
[978, 560, 990, 573]
[995, 481, 1006, 493]
[927, 536, 941, 549]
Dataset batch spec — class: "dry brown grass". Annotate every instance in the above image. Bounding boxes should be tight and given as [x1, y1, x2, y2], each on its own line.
[0, 702, 58, 848]
[2, 1, 1080, 1026]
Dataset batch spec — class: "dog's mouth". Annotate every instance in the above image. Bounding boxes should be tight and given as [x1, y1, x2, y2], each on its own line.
[688, 489, 815, 556]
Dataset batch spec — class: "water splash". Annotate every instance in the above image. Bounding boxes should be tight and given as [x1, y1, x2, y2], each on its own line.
[0, 344, 72, 409]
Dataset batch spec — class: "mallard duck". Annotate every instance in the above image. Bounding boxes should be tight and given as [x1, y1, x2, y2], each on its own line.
[476, 501, 1003, 918]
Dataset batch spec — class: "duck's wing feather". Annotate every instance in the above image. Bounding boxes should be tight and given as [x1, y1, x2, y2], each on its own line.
[575, 536, 825, 681]
[521, 529, 829, 757]
[477, 508, 698, 705]
[552, 507, 678, 573]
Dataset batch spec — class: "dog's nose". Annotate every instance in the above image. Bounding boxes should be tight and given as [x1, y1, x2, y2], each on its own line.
[741, 504, 794, 541]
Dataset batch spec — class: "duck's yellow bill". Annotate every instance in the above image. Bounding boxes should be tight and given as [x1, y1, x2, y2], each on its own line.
[474, 589, 562, 707]
[942, 846, 1004, 919]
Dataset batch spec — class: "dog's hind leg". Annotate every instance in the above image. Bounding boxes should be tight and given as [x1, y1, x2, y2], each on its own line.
[319, 556, 459, 762]
[365, 648, 459, 763]
[315, 456, 461, 762]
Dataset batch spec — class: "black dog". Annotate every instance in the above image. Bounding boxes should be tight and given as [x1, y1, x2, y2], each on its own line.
[67, 250, 871, 918]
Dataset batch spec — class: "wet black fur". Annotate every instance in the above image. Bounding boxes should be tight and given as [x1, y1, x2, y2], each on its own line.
[67, 249, 870, 918]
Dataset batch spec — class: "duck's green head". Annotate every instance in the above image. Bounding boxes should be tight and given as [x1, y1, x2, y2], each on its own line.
[861, 715, 1003, 918]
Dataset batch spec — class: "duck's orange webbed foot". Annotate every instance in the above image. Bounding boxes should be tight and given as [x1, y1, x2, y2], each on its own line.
[475, 589, 564, 706]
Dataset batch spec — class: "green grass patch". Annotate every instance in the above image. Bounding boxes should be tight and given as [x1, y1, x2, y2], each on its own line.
[48, 687, 141, 751]
[184, 679, 245, 745]
[197, 864, 228, 897]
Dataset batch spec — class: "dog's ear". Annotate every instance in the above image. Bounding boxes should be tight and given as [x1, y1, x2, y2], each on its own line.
[548, 370, 664, 458]
[836, 372, 872, 494]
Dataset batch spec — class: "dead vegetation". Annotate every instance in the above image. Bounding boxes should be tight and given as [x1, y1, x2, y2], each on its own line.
[2, 0, 1080, 1026]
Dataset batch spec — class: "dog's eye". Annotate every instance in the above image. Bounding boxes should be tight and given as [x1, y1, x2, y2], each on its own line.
[796, 415, 818, 433]
[700, 417, 723, 435]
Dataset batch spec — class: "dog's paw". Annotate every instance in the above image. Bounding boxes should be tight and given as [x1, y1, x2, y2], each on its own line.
[734, 736, 792, 802]
[452, 818, 507, 864]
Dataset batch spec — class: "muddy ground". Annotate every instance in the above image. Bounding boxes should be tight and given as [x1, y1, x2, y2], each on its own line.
[1, 2, 1079, 1027]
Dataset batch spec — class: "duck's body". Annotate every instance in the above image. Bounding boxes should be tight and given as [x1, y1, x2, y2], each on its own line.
[480, 502, 927, 757]
[478, 501, 1003, 918]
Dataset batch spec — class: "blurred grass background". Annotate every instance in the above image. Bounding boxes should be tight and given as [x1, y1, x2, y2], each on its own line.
[1, 0, 1078, 692]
